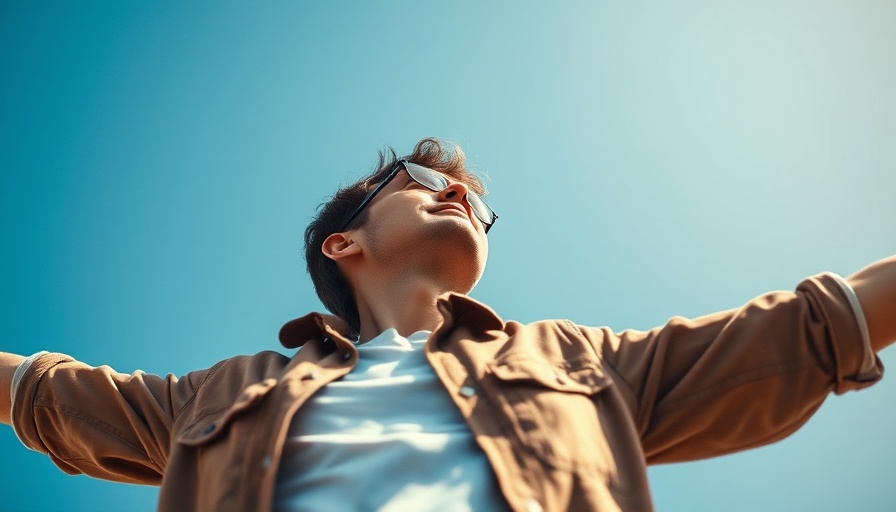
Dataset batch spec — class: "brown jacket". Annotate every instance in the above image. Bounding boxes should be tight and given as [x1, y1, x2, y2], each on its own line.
[12, 273, 882, 511]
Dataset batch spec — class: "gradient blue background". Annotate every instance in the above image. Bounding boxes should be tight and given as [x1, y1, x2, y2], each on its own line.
[2, 2, 895, 511]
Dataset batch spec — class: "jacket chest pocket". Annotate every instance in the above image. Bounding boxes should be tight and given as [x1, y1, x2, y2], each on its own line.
[177, 378, 278, 447]
[481, 355, 615, 474]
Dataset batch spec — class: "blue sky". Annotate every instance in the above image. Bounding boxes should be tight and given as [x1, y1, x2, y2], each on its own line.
[1, 2, 894, 510]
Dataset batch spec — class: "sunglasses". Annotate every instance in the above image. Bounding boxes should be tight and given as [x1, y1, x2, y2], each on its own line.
[340, 160, 498, 233]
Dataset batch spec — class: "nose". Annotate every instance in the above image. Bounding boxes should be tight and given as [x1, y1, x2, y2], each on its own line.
[437, 181, 470, 205]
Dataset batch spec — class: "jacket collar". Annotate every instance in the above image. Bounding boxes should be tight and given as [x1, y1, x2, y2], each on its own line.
[278, 312, 351, 349]
[278, 293, 504, 349]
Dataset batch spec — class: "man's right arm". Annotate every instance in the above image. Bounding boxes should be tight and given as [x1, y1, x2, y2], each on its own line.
[0, 352, 26, 424]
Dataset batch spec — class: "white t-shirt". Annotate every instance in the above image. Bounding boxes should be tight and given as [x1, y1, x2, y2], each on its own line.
[273, 328, 509, 512]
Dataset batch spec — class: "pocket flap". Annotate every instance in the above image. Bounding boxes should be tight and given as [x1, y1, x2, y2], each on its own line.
[488, 355, 611, 395]
[178, 378, 277, 446]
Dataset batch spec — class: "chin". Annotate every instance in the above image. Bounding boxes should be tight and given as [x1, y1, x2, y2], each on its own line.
[423, 225, 487, 289]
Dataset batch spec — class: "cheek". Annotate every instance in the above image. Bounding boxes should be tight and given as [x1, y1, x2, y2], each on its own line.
[476, 233, 489, 267]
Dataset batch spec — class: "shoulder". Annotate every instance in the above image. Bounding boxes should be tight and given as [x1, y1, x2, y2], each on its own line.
[197, 350, 291, 385]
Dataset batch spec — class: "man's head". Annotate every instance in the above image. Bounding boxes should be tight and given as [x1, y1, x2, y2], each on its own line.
[304, 138, 491, 336]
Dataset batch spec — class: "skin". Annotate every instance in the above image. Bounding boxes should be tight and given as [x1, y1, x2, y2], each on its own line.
[846, 254, 896, 353]
[0, 353, 25, 423]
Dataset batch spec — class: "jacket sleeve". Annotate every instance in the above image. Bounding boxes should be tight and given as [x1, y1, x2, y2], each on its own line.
[582, 272, 883, 464]
[11, 352, 217, 484]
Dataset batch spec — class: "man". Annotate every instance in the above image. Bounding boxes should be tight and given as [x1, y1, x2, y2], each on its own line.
[1, 138, 894, 511]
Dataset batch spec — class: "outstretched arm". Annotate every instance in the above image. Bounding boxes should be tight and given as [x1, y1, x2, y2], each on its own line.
[0, 352, 26, 424]
[847, 254, 896, 353]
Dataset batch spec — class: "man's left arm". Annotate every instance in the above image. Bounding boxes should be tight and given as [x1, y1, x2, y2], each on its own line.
[847, 254, 896, 353]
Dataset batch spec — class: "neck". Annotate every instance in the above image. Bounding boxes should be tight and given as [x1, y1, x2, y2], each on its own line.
[353, 270, 459, 342]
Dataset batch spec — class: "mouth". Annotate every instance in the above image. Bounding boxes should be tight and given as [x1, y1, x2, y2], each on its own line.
[431, 204, 470, 220]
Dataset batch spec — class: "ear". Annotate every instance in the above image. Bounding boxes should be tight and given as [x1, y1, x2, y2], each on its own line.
[321, 232, 362, 262]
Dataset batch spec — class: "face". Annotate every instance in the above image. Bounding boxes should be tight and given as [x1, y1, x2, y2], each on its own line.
[355, 168, 490, 291]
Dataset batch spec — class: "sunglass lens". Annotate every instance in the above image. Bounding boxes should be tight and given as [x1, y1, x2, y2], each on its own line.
[468, 195, 493, 226]
[405, 163, 446, 191]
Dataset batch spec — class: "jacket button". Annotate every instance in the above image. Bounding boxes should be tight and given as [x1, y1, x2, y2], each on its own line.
[203, 423, 216, 435]
[343, 352, 351, 360]
[459, 386, 476, 397]
[302, 372, 319, 381]
[261, 455, 272, 470]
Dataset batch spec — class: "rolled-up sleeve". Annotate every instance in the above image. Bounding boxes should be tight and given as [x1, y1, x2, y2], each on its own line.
[10, 350, 50, 449]
[794, 272, 882, 392]
[827, 272, 879, 383]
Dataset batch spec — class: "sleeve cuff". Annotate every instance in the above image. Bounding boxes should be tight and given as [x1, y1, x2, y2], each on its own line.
[9, 351, 48, 447]
[827, 273, 877, 378]
[10, 352, 75, 452]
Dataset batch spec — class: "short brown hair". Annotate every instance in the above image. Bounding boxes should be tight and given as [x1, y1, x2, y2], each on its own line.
[304, 138, 487, 336]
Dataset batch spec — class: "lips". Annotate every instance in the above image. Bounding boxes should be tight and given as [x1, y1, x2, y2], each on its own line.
[431, 204, 470, 219]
